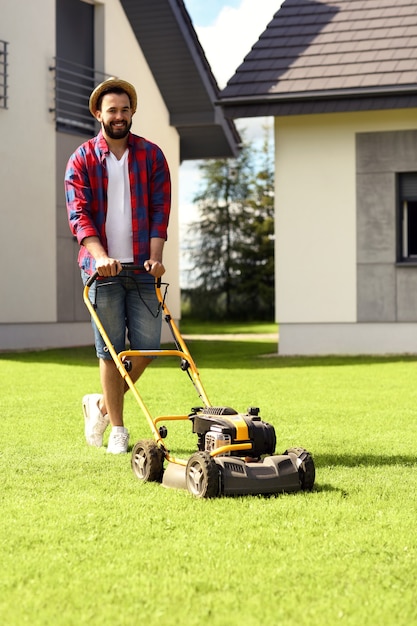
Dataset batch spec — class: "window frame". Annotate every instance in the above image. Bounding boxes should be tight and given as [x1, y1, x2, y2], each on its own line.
[397, 172, 417, 264]
[0, 40, 8, 109]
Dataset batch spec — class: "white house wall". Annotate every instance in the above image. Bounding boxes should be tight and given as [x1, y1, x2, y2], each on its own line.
[276, 113, 356, 324]
[0, 0, 56, 325]
[275, 109, 417, 355]
[0, 0, 180, 350]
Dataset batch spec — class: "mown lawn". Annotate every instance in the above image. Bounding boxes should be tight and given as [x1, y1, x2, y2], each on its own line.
[1, 336, 416, 625]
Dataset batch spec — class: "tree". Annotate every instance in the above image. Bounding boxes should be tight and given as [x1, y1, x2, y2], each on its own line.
[182, 128, 275, 321]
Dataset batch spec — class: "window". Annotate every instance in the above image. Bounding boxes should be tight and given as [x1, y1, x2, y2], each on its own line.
[398, 173, 417, 262]
[51, 0, 105, 135]
[50, 57, 105, 135]
[0, 40, 8, 109]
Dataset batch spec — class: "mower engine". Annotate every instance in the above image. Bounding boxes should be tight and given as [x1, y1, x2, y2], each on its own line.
[180, 406, 315, 497]
[190, 406, 276, 459]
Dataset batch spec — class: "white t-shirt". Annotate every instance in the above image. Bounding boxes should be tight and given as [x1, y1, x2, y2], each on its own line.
[105, 149, 134, 262]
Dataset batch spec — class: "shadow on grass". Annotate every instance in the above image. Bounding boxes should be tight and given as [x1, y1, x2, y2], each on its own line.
[0, 345, 98, 367]
[182, 342, 417, 370]
[1, 341, 417, 370]
[315, 453, 417, 468]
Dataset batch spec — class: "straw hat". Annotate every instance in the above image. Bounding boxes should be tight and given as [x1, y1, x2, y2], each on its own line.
[89, 78, 137, 116]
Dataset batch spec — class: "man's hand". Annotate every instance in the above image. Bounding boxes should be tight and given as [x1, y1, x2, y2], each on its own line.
[145, 237, 166, 278]
[144, 259, 165, 278]
[95, 256, 122, 277]
[81, 236, 122, 276]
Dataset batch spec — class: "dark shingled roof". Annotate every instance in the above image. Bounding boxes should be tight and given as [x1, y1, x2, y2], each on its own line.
[219, 0, 417, 117]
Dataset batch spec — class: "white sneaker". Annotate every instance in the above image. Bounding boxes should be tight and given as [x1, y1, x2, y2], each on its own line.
[107, 427, 129, 454]
[82, 394, 110, 447]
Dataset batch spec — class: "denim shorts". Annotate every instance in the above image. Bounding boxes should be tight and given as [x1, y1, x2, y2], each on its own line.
[82, 268, 162, 359]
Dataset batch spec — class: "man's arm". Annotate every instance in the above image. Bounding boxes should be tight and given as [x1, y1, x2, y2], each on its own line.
[82, 236, 122, 277]
[144, 237, 165, 278]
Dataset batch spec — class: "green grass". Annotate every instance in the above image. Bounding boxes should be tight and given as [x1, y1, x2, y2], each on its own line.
[1, 339, 417, 626]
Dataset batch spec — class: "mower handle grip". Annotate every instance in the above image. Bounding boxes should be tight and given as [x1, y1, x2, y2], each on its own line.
[85, 265, 161, 288]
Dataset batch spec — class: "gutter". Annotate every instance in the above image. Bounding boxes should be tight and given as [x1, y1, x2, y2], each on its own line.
[217, 84, 417, 107]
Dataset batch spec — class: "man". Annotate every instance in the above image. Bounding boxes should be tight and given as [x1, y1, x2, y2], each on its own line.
[65, 78, 171, 454]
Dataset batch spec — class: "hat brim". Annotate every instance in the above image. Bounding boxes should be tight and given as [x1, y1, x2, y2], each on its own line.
[89, 78, 137, 116]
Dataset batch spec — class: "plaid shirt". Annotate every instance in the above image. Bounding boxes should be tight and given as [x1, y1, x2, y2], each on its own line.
[65, 130, 171, 274]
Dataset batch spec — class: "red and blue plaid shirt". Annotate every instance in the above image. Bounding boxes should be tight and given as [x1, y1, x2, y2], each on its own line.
[65, 130, 171, 274]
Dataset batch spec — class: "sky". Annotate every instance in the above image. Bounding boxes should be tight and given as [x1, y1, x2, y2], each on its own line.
[179, 0, 283, 228]
[184, 0, 280, 89]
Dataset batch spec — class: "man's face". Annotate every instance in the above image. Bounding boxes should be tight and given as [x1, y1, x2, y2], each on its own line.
[95, 92, 133, 140]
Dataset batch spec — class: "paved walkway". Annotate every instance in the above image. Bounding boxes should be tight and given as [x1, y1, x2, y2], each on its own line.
[182, 333, 278, 341]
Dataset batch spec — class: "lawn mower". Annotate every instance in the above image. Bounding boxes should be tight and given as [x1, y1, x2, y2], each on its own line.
[84, 266, 315, 498]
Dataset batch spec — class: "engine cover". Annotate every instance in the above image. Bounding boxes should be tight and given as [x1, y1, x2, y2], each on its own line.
[189, 406, 276, 458]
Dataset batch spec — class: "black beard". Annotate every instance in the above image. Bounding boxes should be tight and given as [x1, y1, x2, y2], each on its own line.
[102, 119, 132, 140]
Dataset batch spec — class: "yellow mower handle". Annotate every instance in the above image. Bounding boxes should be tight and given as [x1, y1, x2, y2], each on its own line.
[82, 265, 212, 450]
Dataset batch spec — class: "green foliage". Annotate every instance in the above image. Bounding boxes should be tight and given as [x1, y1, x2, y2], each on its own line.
[183, 128, 275, 321]
[1, 344, 417, 625]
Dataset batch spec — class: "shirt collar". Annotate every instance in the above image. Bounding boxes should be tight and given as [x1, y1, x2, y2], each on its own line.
[97, 130, 132, 161]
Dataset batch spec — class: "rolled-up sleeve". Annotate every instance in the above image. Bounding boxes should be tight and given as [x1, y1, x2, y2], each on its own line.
[149, 146, 171, 241]
[65, 152, 100, 245]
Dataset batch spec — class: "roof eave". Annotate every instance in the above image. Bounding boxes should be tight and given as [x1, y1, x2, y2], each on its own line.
[218, 85, 417, 118]
[120, 0, 240, 160]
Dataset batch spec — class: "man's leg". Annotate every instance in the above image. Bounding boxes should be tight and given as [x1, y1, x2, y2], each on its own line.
[99, 355, 152, 427]
[87, 273, 160, 451]
[82, 272, 130, 449]
[100, 275, 162, 427]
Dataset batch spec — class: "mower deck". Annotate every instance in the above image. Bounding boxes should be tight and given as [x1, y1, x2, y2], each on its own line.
[134, 443, 315, 498]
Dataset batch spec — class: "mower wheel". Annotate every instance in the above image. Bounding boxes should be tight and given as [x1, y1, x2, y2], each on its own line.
[186, 452, 220, 498]
[285, 447, 315, 491]
[131, 439, 164, 483]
